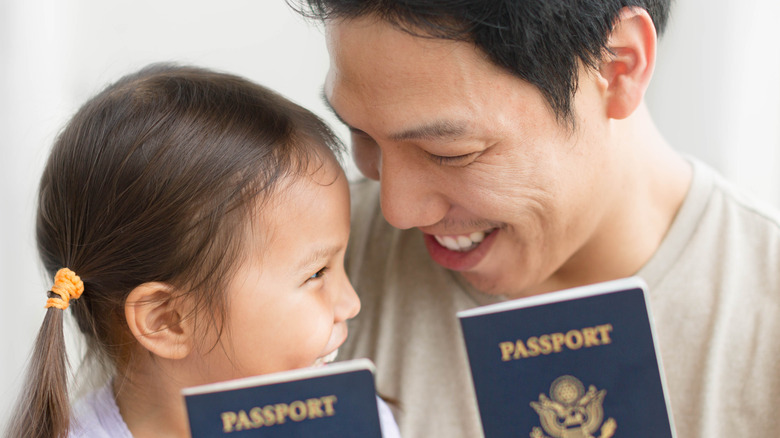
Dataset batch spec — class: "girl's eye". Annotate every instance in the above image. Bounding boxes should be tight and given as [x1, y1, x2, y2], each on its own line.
[309, 267, 328, 281]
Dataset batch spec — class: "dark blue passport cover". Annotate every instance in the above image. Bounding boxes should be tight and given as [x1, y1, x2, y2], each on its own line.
[458, 277, 676, 438]
[182, 358, 382, 437]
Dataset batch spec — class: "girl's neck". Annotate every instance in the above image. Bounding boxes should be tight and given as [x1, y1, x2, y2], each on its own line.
[113, 362, 192, 438]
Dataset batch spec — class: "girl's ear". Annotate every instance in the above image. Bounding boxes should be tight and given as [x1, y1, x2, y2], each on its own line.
[125, 282, 193, 360]
[598, 6, 658, 120]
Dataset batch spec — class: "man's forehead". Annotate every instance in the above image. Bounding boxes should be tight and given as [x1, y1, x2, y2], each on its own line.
[325, 15, 468, 70]
[321, 15, 537, 140]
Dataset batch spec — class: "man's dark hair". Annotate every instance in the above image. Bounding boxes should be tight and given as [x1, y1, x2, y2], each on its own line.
[289, 0, 672, 125]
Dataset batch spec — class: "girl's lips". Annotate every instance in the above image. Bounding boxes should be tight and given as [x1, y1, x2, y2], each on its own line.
[314, 322, 348, 367]
[422, 229, 498, 271]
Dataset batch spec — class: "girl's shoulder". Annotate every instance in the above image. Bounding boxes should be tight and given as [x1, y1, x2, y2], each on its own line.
[377, 396, 402, 438]
[70, 382, 132, 438]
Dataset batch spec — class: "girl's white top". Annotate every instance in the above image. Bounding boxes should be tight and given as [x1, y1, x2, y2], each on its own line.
[69, 380, 401, 437]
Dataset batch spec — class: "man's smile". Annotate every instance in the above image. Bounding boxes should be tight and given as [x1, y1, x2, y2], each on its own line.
[423, 228, 499, 271]
[432, 229, 495, 252]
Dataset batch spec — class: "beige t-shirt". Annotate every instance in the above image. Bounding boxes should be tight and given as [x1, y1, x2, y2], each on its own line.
[340, 157, 780, 438]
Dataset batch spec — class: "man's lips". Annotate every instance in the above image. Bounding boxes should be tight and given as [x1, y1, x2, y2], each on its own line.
[423, 228, 498, 271]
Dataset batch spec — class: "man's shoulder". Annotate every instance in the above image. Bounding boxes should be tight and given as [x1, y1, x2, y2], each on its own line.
[688, 157, 780, 233]
[668, 158, 780, 299]
[703, 161, 780, 239]
[642, 157, 780, 294]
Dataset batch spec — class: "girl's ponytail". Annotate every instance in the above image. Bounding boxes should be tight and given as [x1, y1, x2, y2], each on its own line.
[6, 269, 84, 438]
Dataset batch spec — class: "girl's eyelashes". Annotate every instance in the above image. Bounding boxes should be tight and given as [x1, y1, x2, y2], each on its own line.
[308, 267, 328, 282]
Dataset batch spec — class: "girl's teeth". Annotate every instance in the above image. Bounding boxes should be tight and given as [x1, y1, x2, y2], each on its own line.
[313, 349, 339, 367]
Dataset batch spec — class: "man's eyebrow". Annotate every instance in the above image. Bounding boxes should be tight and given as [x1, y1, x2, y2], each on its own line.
[320, 87, 468, 141]
[387, 120, 468, 142]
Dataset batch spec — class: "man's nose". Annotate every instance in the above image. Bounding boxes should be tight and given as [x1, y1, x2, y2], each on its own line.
[378, 149, 448, 230]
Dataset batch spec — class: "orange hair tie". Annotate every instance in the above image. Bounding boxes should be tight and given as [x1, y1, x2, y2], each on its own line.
[45, 268, 84, 310]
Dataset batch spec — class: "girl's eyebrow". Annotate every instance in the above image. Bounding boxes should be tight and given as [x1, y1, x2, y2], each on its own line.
[295, 244, 342, 273]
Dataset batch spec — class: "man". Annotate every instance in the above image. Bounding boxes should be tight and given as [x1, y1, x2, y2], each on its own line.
[289, 1, 780, 436]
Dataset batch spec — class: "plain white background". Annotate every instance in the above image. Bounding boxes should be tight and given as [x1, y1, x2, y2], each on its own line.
[2, 0, 779, 431]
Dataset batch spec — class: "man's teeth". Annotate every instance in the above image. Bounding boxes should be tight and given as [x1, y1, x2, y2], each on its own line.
[435, 231, 487, 252]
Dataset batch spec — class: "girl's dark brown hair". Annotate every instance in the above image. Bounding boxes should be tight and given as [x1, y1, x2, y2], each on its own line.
[6, 63, 343, 438]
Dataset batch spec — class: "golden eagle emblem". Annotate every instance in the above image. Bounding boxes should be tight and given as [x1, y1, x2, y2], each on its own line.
[530, 375, 616, 438]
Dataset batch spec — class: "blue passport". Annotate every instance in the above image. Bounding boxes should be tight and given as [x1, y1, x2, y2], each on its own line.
[458, 277, 676, 438]
[182, 358, 382, 437]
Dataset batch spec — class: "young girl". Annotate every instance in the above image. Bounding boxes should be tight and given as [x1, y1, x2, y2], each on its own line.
[6, 64, 400, 438]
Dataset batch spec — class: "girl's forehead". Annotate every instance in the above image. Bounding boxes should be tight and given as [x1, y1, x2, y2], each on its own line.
[247, 156, 348, 235]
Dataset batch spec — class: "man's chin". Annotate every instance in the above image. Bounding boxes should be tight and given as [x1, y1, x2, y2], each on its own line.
[458, 270, 510, 297]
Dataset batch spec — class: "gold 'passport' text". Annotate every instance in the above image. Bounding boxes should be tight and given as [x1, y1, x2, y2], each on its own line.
[499, 324, 614, 361]
[220, 395, 338, 433]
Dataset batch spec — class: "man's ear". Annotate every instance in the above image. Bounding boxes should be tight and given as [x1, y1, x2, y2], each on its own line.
[125, 282, 193, 360]
[599, 7, 658, 120]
